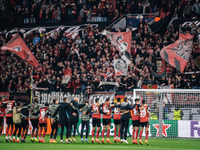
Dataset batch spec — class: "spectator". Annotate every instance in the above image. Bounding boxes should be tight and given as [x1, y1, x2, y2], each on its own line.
[74, 75, 81, 94]
[192, 0, 200, 18]
[162, 103, 169, 120]
[190, 74, 200, 89]
[184, 1, 193, 18]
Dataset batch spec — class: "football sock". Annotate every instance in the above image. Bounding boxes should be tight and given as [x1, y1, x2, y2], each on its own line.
[140, 130, 143, 140]
[102, 129, 105, 139]
[107, 129, 110, 139]
[39, 129, 42, 138]
[9, 127, 12, 136]
[42, 129, 47, 138]
[96, 129, 100, 139]
[0, 128, 2, 136]
[146, 131, 149, 140]
[21, 132, 24, 139]
[35, 133, 38, 138]
[92, 129, 95, 138]
[6, 127, 9, 136]
[118, 128, 120, 138]
[114, 128, 117, 138]
[133, 129, 135, 140]
[136, 130, 139, 140]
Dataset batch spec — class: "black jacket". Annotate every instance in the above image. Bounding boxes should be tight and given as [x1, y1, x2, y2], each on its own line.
[53, 102, 70, 125]
[67, 100, 85, 123]
[117, 102, 134, 118]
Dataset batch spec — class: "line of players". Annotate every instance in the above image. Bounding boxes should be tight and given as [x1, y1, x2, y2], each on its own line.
[0, 96, 150, 145]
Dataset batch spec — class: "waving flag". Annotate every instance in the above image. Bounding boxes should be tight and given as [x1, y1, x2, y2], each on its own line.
[160, 33, 193, 73]
[102, 30, 131, 64]
[151, 57, 166, 77]
[62, 67, 72, 84]
[1, 34, 42, 71]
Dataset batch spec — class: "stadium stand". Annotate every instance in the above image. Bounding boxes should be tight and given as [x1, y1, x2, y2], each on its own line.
[0, 0, 199, 96]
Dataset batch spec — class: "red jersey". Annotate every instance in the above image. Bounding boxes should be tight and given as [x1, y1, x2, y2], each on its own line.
[0, 102, 5, 117]
[6, 101, 14, 117]
[131, 104, 140, 121]
[39, 107, 48, 123]
[140, 105, 149, 122]
[113, 106, 121, 120]
[102, 103, 111, 119]
[91, 104, 100, 119]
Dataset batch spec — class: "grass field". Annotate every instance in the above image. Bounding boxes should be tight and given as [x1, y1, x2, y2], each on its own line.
[0, 135, 200, 150]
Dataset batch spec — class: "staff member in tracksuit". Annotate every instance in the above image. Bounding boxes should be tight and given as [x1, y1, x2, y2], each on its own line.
[117, 97, 134, 144]
[12, 102, 22, 143]
[67, 97, 86, 143]
[30, 98, 41, 143]
[53, 97, 70, 143]
[49, 99, 59, 143]
[21, 102, 33, 143]
[80, 99, 90, 143]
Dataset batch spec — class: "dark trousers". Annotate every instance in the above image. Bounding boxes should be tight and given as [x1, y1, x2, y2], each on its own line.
[50, 121, 58, 139]
[69, 121, 77, 138]
[120, 117, 129, 140]
[13, 123, 21, 138]
[81, 120, 89, 139]
[60, 123, 69, 140]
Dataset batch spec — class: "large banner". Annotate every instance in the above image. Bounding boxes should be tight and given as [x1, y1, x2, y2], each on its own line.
[89, 92, 134, 104]
[34, 91, 83, 104]
[160, 33, 193, 73]
[114, 59, 128, 76]
[89, 92, 115, 104]
[172, 93, 200, 105]
[5, 24, 98, 39]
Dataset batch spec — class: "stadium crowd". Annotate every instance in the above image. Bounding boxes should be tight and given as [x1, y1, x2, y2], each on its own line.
[1, 0, 200, 25]
[0, 0, 200, 96]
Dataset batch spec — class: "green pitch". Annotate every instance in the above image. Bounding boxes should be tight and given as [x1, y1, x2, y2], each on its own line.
[0, 135, 200, 150]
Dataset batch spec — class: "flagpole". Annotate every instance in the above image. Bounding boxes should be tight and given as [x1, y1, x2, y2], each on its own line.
[30, 67, 33, 104]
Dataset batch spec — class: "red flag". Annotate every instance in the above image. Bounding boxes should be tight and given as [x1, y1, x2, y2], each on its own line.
[1, 34, 42, 71]
[62, 67, 72, 84]
[160, 33, 193, 73]
[102, 30, 131, 64]
[102, 30, 131, 53]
